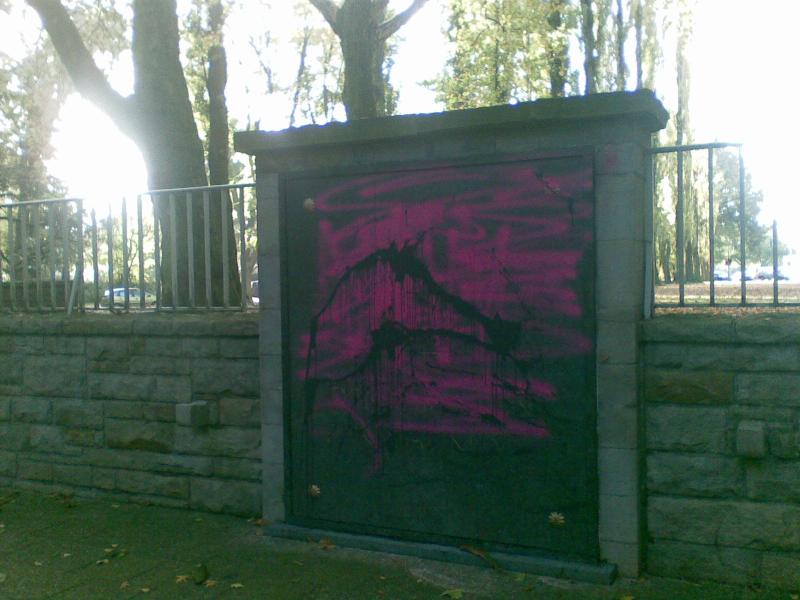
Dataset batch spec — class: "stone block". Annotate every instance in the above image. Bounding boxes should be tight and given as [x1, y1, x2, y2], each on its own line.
[141, 403, 175, 422]
[644, 369, 733, 405]
[139, 337, 182, 357]
[17, 459, 52, 482]
[28, 425, 66, 453]
[648, 496, 725, 545]
[92, 467, 116, 490]
[24, 355, 84, 397]
[599, 540, 640, 577]
[191, 359, 259, 397]
[89, 373, 153, 401]
[596, 239, 644, 312]
[736, 420, 766, 458]
[596, 320, 637, 365]
[153, 375, 192, 403]
[746, 460, 800, 503]
[65, 428, 103, 447]
[52, 463, 92, 487]
[209, 427, 261, 458]
[261, 422, 284, 464]
[0, 450, 16, 476]
[130, 356, 190, 375]
[762, 552, 800, 589]
[261, 461, 285, 521]
[598, 447, 638, 496]
[596, 142, 645, 176]
[212, 458, 261, 481]
[115, 470, 189, 499]
[0, 354, 23, 384]
[43, 336, 85, 355]
[104, 400, 143, 419]
[259, 310, 283, 355]
[767, 428, 798, 459]
[105, 419, 174, 454]
[190, 477, 261, 516]
[218, 396, 259, 427]
[646, 539, 759, 585]
[640, 315, 735, 343]
[647, 405, 727, 453]
[598, 493, 639, 544]
[261, 388, 284, 427]
[595, 173, 645, 242]
[53, 400, 103, 429]
[86, 336, 130, 370]
[736, 373, 800, 406]
[220, 338, 259, 358]
[734, 314, 800, 344]
[12, 397, 51, 423]
[0, 397, 9, 420]
[0, 423, 28, 450]
[182, 338, 219, 358]
[647, 452, 742, 498]
[176, 401, 210, 428]
[597, 365, 637, 450]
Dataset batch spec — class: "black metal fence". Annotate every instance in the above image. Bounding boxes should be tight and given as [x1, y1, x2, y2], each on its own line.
[0, 183, 256, 313]
[648, 142, 795, 311]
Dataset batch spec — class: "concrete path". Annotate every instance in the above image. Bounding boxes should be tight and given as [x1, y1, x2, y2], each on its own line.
[0, 488, 788, 599]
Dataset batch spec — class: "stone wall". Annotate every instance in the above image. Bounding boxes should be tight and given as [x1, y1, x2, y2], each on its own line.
[0, 313, 261, 516]
[643, 313, 800, 589]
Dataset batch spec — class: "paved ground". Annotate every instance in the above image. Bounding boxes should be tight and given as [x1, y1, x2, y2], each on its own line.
[0, 487, 793, 599]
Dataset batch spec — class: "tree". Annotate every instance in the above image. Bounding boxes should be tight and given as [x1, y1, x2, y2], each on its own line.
[27, 0, 240, 305]
[308, 0, 430, 119]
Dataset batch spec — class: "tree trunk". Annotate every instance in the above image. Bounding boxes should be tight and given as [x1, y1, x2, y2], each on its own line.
[614, 0, 627, 90]
[207, 45, 229, 185]
[545, 0, 569, 97]
[580, 0, 596, 94]
[28, 0, 240, 306]
[633, 0, 643, 88]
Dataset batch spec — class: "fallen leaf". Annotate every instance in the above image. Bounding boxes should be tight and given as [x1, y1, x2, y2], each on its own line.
[293, 560, 304, 566]
[254, 518, 269, 526]
[192, 563, 209, 584]
[96, 559, 109, 565]
[111, 504, 120, 508]
[513, 573, 526, 582]
[318, 538, 336, 550]
[230, 582, 245, 589]
[140, 587, 150, 593]
[441, 590, 464, 599]
[619, 596, 635, 600]
[120, 581, 129, 589]
[194, 517, 203, 523]
[175, 575, 189, 584]
[0, 573, 6, 584]
[62, 553, 71, 558]
[204, 579, 217, 588]
[34, 561, 43, 567]
[548, 512, 566, 527]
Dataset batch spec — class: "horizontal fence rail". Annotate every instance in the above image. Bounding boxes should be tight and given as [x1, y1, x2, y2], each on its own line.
[648, 143, 796, 311]
[0, 183, 257, 313]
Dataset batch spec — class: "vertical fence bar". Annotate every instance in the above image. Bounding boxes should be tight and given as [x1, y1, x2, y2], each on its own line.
[186, 192, 196, 308]
[773, 220, 779, 306]
[676, 149, 685, 305]
[237, 187, 247, 311]
[738, 148, 747, 305]
[7, 207, 15, 310]
[153, 195, 161, 310]
[708, 148, 716, 306]
[221, 189, 230, 308]
[169, 193, 178, 310]
[137, 195, 145, 310]
[77, 200, 85, 312]
[62, 202, 70, 309]
[203, 190, 212, 307]
[106, 208, 114, 309]
[91, 209, 99, 309]
[122, 198, 130, 310]
[48, 205, 56, 308]
[21, 205, 29, 310]
[0, 208, 4, 311]
[33, 205, 42, 309]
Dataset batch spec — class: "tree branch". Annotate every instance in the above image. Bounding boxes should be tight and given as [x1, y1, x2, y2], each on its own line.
[308, 0, 340, 35]
[26, 0, 132, 128]
[379, 0, 430, 40]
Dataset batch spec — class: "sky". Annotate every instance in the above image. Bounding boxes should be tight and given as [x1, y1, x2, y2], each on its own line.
[3, 0, 800, 254]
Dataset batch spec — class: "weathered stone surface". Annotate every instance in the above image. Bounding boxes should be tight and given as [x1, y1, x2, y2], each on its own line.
[92, 467, 116, 489]
[129, 356, 190, 375]
[644, 369, 732, 405]
[86, 336, 129, 361]
[212, 457, 261, 481]
[734, 314, 800, 344]
[83, 447, 212, 476]
[0, 397, 9, 421]
[53, 400, 103, 429]
[191, 359, 259, 397]
[43, 336, 84, 355]
[219, 338, 259, 358]
[0, 423, 28, 450]
[647, 539, 759, 585]
[0, 354, 23, 385]
[0, 450, 15, 476]
[24, 355, 84, 397]
[762, 552, 800, 589]
[65, 428, 103, 447]
[89, 373, 153, 401]
[105, 419, 174, 453]
[104, 400, 143, 419]
[115, 470, 189, 499]
[648, 496, 724, 545]
[190, 477, 260, 516]
[153, 375, 192, 403]
[52, 463, 92, 487]
[647, 452, 742, 497]
[641, 315, 735, 343]
[767, 428, 799, 459]
[176, 401, 209, 428]
[12, 397, 51, 423]
[736, 373, 800, 406]
[181, 338, 219, 358]
[28, 425, 66, 453]
[218, 396, 259, 427]
[141, 403, 175, 422]
[174, 426, 260, 458]
[647, 405, 727, 453]
[746, 460, 800, 503]
[17, 459, 52, 482]
[736, 420, 766, 458]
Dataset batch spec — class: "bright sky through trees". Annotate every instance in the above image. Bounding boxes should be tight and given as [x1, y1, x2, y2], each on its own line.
[2, 0, 798, 251]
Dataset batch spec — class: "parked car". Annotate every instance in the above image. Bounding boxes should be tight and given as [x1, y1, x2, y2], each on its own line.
[102, 287, 156, 306]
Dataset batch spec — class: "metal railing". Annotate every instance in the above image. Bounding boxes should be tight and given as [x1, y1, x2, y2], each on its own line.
[0, 183, 256, 313]
[648, 142, 795, 311]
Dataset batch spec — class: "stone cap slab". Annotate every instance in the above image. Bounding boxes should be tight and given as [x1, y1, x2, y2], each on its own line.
[235, 90, 669, 156]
